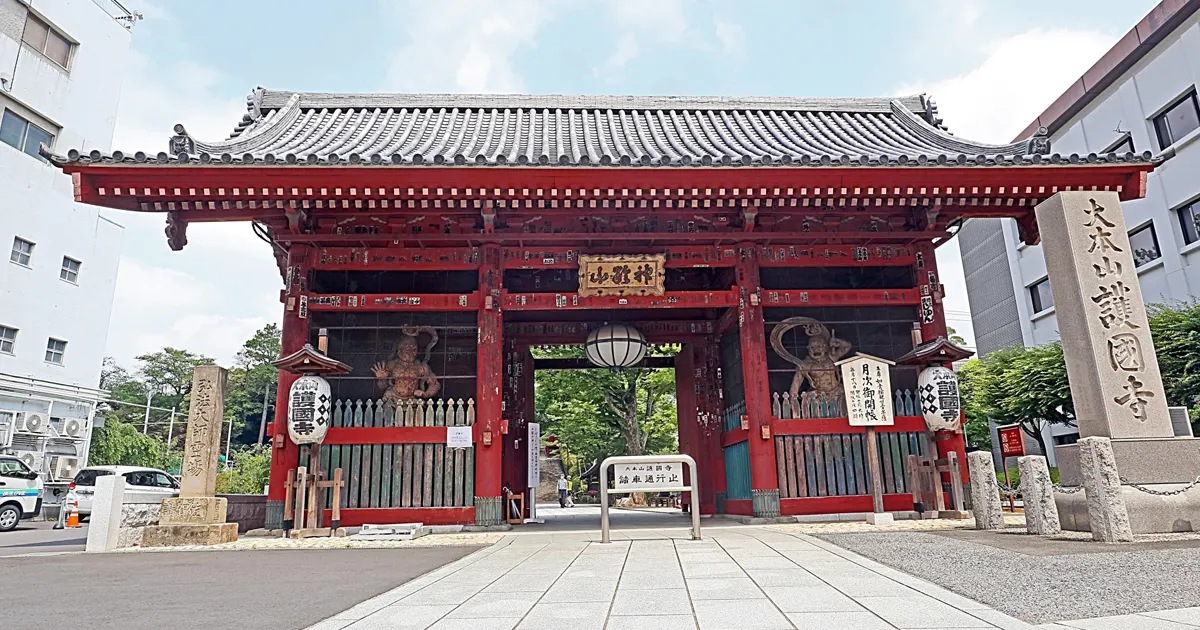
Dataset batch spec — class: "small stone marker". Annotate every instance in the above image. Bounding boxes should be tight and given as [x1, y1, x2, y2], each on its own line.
[1017, 455, 1061, 535]
[142, 365, 238, 547]
[1078, 437, 1134, 542]
[967, 451, 1004, 530]
[84, 475, 125, 553]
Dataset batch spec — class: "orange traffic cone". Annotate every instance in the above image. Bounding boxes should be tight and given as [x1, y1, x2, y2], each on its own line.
[66, 501, 80, 528]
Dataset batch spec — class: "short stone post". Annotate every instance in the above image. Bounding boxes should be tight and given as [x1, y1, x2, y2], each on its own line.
[967, 451, 1004, 530]
[1018, 455, 1061, 535]
[1079, 437, 1134, 542]
[142, 365, 238, 546]
[84, 475, 125, 553]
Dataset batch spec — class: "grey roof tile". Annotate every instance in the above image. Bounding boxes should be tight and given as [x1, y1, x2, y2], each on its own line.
[43, 88, 1158, 169]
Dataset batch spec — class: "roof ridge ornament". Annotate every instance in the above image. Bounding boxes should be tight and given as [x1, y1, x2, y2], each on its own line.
[919, 94, 946, 131]
[1028, 126, 1051, 156]
[168, 124, 194, 157]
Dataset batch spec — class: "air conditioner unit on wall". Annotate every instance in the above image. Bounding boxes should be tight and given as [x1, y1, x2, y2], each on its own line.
[61, 418, 85, 439]
[17, 451, 42, 472]
[51, 456, 80, 481]
[16, 412, 49, 435]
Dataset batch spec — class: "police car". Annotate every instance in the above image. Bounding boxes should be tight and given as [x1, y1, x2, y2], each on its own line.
[0, 455, 43, 531]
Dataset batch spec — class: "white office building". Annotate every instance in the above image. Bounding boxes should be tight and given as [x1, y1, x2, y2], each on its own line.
[0, 0, 135, 484]
[960, 0, 1200, 465]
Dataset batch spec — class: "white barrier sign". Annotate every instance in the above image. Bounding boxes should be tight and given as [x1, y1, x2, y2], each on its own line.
[446, 426, 472, 448]
[613, 461, 683, 491]
[527, 422, 541, 488]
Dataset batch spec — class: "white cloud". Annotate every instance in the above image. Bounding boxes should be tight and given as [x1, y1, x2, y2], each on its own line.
[107, 259, 274, 366]
[382, 0, 558, 93]
[897, 29, 1115, 143]
[898, 27, 1120, 348]
[593, 0, 743, 78]
[714, 17, 746, 58]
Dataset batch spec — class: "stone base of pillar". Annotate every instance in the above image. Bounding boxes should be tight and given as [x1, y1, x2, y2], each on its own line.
[475, 496, 503, 526]
[160, 496, 228, 525]
[1056, 485, 1200, 535]
[142, 523, 238, 547]
[264, 499, 283, 530]
[752, 489, 780, 518]
[1057, 437, 1200, 486]
[1018, 455, 1062, 535]
[714, 491, 726, 515]
[967, 451, 1004, 530]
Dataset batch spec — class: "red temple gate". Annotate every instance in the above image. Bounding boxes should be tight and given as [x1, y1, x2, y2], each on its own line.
[47, 91, 1155, 526]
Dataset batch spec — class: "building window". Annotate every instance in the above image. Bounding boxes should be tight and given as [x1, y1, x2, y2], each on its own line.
[21, 14, 72, 69]
[1153, 90, 1200, 150]
[1029, 277, 1054, 313]
[1178, 199, 1200, 245]
[0, 110, 54, 159]
[9, 237, 34, 266]
[45, 338, 66, 365]
[0, 326, 16, 354]
[1129, 223, 1161, 267]
[60, 257, 81, 283]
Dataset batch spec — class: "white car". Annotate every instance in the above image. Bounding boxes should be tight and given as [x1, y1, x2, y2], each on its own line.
[0, 455, 43, 531]
[70, 466, 179, 516]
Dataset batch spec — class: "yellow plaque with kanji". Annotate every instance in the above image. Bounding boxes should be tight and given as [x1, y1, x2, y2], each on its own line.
[578, 254, 665, 297]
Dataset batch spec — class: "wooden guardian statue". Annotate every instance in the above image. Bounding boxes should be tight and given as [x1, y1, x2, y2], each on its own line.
[770, 317, 852, 408]
[372, 325, 441, 401]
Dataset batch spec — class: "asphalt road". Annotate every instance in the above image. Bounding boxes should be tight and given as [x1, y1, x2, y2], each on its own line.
[3, 546, 480, 629]
[0, 519, 88, 556]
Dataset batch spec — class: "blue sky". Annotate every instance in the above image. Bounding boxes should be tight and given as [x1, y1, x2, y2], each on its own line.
[103, 0, 1160, 366]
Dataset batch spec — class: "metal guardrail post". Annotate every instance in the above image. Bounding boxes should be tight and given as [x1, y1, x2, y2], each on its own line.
[600, 454, 700, 544]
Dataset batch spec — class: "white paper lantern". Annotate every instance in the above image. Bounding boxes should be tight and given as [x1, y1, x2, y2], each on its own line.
[287, 374, 332, 445]
[917, 366, 961, 431]
[585, 324, 648, 368]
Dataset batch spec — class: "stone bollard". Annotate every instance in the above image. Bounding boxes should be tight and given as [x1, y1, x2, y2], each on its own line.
[1017, 455, 1061, 535]
[967, 451, 1005, 530]
[1078, 437, 1134, 543]
[85, 475, 125, 553]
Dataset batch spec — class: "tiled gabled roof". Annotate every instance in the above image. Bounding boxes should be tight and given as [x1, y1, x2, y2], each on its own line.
[44, 88, 1158, 168]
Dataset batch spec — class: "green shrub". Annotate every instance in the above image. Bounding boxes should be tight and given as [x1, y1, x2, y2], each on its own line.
[995, 466, 1060, 491]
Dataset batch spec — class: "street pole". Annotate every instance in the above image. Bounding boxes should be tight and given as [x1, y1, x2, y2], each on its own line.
[143, 388, 153, 434]
[224, 417, 233, 470]
[166, 408, 177, 448]
[256, 385, 271, 445]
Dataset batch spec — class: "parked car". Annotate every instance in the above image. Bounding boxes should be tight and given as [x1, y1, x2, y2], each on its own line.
[0, 455, 43, 531]
[69, 466, 179, 516]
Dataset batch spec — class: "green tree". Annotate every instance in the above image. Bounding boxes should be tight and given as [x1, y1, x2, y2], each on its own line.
[946, 325, 968, 347]
[960, 342, 1074, 455]
[1148, 301, 1200, 425]
[226, 324, 281, 445]
[535, 346, 679, 468]
[955, 358, 991, 450]
[88, 418, 167, 468]
[215, 445, 271, 494]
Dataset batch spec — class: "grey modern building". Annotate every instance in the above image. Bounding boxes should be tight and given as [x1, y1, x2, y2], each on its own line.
[961, 0, 1200, 465]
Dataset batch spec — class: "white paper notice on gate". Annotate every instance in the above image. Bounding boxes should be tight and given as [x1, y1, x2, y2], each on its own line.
[613, 461, 685, 491]
[446, 426, 473, 448]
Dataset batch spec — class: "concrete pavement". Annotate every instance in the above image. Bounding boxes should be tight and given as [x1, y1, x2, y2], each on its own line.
[3, 547, 481, 630]
[0, 518, 87, 556]
[311, 525, 1037, 629]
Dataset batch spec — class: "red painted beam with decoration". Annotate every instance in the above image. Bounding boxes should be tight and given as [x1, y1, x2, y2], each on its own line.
[500, 290, 737, 311]
[274, 230, 953, 245]
[722, 428, 750, 448]
[759, 289, 920, 307]
[780, 494, 918, 516]
[323, 427, 448, 444]
[311, 246, 481, 270]
[322, 507, 474, 527]
[305, 293, 481, 311]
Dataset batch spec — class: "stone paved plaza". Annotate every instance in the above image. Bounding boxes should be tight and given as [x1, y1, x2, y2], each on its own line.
[309, 524, 1038, 630]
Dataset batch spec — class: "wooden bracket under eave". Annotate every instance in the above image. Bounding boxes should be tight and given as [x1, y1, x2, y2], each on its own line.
[1016, 213, 1040, 246]
[165, 211, 188, 251]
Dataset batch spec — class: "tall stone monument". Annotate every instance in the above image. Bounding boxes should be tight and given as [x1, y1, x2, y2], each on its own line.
[1037, 191, 1200, 534]
[142, 365, 239, 546]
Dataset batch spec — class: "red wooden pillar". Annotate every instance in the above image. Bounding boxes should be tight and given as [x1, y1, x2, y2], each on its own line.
[475, 244, 504, 525]
[692, 338, 722, 515]
[266, 246, 309, 529]
[501, 343, 532, 516]
[675, 343, 699, 512]
[915, 240, 967, 484]
[735, 243, 780, 518]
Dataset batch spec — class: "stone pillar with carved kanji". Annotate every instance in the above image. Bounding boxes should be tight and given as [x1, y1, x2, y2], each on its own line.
[1037, 191, 1200, 535]
[142, 365, 238, 546]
